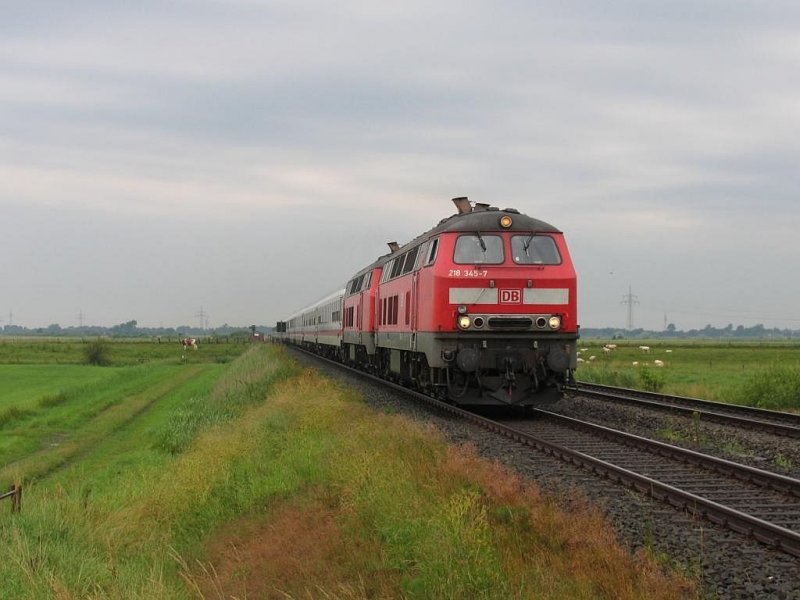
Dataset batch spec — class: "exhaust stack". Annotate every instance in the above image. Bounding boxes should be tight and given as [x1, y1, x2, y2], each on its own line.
[387, 241, 400, 253]
[452, 197, 472, 214]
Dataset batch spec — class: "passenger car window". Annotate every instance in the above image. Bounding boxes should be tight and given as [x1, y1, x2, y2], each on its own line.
[454, 235, 504, 264]
[511, 235, 561, 265]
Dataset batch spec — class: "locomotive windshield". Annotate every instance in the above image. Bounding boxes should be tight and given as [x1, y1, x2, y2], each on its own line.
[454, 234, 504, 264]
[511, 235, 561, 265]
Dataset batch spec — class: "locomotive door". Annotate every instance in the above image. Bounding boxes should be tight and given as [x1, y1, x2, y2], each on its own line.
[411, 271, 419, 351]
[357, 292, 364, 345]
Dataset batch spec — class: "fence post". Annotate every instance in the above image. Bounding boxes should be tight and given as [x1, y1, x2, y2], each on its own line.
[12, 484, 22, 513]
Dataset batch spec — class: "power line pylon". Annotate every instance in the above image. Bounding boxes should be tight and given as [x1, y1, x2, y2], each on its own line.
[621, 285, 639, 330]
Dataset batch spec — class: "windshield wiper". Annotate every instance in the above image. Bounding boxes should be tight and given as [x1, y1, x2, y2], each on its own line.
[475, 231, 487, 252]
[522, 233, 535, 255]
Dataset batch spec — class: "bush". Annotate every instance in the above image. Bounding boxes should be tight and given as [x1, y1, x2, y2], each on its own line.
[637, 367, 665, 392]
[83, 340, 112, 366]
[735, 366, 800, 410]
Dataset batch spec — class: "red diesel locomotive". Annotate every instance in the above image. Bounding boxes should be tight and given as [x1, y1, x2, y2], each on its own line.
[278, 197, 578, 406]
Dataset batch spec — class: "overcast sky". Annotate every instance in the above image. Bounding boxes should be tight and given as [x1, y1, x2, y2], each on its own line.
[2, 1, 799, 331]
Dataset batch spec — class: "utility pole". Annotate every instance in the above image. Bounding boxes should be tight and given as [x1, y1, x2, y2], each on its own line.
[621, 285, 639, 330]
[196, 306, 208, 331]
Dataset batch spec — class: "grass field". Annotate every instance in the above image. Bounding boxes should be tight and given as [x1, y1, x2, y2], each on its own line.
[0, 338, 247, 365]
[576, 340, 800, 410]
[0, 339, 696, 599]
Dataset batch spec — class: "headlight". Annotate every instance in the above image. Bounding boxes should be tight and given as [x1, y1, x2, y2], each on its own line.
[499, 215, 513, 228]
[548, 316, 561, 330]
[457, 315, 472, 330]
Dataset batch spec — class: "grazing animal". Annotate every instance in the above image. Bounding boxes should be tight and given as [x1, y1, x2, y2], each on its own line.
[654, 359, 665, 367]
[632, 361, 639, 366]
[639, 345, 651, 353]
[181, 337, 198, 350]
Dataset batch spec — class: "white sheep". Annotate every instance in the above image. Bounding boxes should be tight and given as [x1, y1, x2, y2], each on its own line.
[577, 357, 585, 363]
[632, 361, 639, 366]
[639, 345, 651, 353]
[654, 359, 665, 367]
[589, 355, 597, 361]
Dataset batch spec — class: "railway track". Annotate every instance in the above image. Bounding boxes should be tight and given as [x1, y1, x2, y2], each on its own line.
[498, 410, 800, 557]
[290, 347, 800, 558]
[576, 381, 800, 438]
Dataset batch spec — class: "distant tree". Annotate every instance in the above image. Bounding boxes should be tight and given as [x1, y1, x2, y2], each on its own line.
[110, 320, 139, 337]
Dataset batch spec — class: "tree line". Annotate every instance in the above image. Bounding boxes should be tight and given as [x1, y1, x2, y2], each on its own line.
[582, 322, 800, 340]
[1, 320, 272, 338]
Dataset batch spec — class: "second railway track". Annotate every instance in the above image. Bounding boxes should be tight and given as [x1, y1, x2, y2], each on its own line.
[497, 410, 800, 557]
[575, 381, 800, 438]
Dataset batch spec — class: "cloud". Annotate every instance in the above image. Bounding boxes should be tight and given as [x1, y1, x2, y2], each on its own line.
[2, 1, 799, 329]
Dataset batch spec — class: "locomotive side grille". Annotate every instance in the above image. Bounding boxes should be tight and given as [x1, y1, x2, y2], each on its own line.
[488, 317, 533, 329]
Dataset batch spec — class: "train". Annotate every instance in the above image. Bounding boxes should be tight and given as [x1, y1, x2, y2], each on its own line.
[275, 197, 579, 407]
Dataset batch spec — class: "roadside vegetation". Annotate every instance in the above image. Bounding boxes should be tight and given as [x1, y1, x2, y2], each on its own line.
[0, 340, 695, 599]
[576, 341, 800, 411]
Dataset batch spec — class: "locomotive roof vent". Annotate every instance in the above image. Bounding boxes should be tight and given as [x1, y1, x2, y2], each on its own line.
[452, 197, 472, 214]
[504, 208, 520, 214]
[387, 241, 400, 253]
[474, 202, 490, 212]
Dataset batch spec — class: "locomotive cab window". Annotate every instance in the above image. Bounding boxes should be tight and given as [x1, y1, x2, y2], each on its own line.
[454, 234, 504, 264]
[511, 235, 561, 265]
[425, 238, 439, 266]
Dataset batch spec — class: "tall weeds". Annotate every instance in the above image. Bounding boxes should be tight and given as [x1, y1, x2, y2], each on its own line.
[734, 366, 800, 409]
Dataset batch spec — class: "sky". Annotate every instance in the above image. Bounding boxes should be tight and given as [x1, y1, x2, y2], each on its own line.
[2, 0, 799, 331]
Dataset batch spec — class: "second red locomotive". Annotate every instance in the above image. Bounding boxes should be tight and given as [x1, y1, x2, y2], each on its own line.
[278, 197, 578, 406]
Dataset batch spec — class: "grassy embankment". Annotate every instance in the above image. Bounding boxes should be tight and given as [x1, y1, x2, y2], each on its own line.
[576, 341, 800, 411]
[0, 340, 695, 599]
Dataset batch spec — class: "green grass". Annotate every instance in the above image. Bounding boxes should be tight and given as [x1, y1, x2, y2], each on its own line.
[0, 344, 694, 599]
[577, 341, 800, 410]
[0, 338, 247, 366]
[0, 364, 122, 405]
[0, 345, 290, 599]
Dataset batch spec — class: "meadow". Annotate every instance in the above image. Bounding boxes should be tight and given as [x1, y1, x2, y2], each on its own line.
[575, 340, 800, 410]
[0, 339, 694, 599]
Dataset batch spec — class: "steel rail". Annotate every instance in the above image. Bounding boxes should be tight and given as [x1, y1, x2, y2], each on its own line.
[577, 382, 800, 438]
[534, 410, 800, 497]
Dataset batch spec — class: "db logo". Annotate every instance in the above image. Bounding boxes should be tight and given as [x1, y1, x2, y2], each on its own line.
[500, 289, 522, 304]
